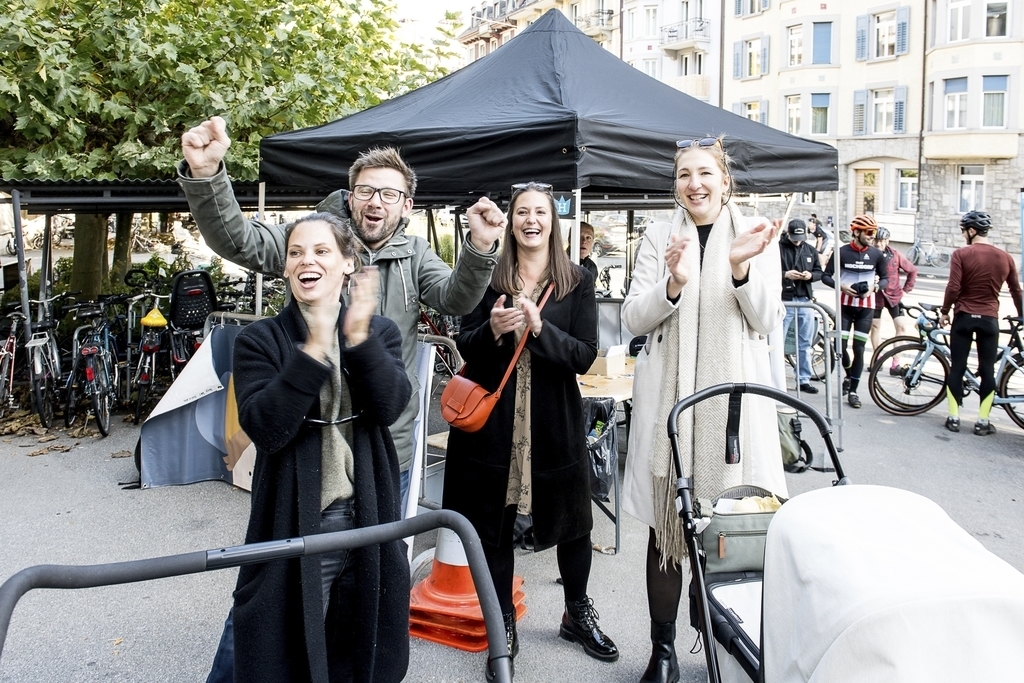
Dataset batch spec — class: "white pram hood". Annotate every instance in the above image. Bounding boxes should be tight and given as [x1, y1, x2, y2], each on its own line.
[762, 485, 1024, 682]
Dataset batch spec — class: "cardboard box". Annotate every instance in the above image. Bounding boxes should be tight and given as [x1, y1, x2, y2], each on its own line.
[586, 345, 626, 376]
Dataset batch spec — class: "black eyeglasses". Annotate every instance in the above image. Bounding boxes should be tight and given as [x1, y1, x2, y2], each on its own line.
[351, 185, 406, 205]
[676, 137, 720, 149]
[304, 413, 361, 426]
[511, 182, 553, 193]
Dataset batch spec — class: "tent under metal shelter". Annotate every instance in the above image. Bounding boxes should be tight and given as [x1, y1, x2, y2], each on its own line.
[259, 9, 838, 201]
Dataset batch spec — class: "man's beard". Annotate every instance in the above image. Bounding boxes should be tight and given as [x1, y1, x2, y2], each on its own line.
[351, 207, 401, 248]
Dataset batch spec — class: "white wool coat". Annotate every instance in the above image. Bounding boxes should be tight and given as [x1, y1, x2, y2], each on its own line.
[622, 218, 788, 529]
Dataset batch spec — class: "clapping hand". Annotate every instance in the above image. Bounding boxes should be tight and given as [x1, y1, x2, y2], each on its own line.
[181, 116, 231, 179]
[665, 234, 691, 300]
[730, 218, 781, 280]
[344, 266, 379, 347]
[466, 197, 506, 252]
[489, 295, 524, 340]
[520, 295, 543, 337]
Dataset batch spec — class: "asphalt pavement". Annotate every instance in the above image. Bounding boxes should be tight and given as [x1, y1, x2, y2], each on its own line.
[2, 264, 1024, 682]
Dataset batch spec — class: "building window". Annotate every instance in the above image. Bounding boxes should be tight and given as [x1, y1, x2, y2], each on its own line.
[873, 89, 894, 134]
[959, 165, 984, 212]
[570, 3, 579, 23]
[950, 0, 970, 41]
[746, 38, 762, 77]
[944, 77, 968, 129]
[811, 93, 829, 134]
[875, 11, 896, 57]
[626, 9, 636, 39]
[695, 52, 704, 74]
[812, 22, 832, 64]
[645, 7, 658, 37]
[987, 3, 1007, 36]
[983, 75, 1008, 127]
[897, 169, 918, 210]
[643, 59, 658, 78]
[799, 192, 817, 204]
[786, 95, 801, 134]
[745, 101, 761, 122]
[788, 25, 802, 66]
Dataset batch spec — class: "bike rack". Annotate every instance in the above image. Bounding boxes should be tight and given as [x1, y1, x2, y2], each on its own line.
[783, 300, 842, 454]
[0, 509, 512, 683]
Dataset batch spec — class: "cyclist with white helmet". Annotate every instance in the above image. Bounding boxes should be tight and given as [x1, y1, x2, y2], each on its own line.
[871, 226, 918, 371]
[940, 211, 1023, 434]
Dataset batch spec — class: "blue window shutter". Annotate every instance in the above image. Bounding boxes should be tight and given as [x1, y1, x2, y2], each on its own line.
[733, 103, 742, 115]
[760, 99, 769, 125]
[853, 90, 867, 135]
[894, 86, 907, 133]
[733, 41, 743, 78]
[983, 75, 1008, 91]
[944, 77, 968, 93]
[855, 15, 869, 61]
[761, 34, 770, 74]
[812, 22, 832, 64]
[896, 7, 910, 55]
[761, 0, 770, 10]
[735, 0, 743, 16]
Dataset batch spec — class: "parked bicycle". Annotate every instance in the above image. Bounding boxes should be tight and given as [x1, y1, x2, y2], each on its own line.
[906, 238, 951, 268]
[596, 264, 622, 298]
[129, 298, 170, 424]
[25, 291, 76, 428]
[64, 295, 126, 436]
[867, 302, 1024, 428]
[123, 269, 173, 423]
[0, 310, 25, 418]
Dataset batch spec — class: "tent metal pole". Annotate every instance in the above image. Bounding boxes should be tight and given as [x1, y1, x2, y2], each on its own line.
[832, 193, 844, 452]
[570, 188, 581, 265]
[254, 183, 265, 315]
[12, 191, 33, 349]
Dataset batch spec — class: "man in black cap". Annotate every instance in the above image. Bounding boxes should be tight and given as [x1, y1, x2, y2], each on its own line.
[780, 218, 823, 393]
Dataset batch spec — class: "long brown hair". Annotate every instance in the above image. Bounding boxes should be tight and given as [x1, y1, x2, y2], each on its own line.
[491, 183, 581, 301]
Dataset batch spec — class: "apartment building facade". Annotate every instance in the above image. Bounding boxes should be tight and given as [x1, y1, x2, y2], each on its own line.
[460, 0, 722, 103]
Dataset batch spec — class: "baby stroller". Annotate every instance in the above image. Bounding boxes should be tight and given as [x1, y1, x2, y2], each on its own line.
[672, 383, 1024, 682]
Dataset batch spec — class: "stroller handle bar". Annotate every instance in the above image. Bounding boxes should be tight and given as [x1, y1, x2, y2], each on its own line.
[668, 382, 848, 483]
[0, 509, 512, 683]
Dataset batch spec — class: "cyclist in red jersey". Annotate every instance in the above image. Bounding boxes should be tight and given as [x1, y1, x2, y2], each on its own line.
[940, 211, 1024, 434]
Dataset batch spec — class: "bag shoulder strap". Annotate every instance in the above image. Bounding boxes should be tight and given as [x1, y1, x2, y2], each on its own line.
[493, 282, 555, 397]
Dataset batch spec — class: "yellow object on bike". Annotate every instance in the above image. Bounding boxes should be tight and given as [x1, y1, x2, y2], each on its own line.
[141, 307, 167, 328]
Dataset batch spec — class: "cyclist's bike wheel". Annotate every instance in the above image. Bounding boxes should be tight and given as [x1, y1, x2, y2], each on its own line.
[869, 339, 950, 415]
[997, 353, 1024, 430]
[90, 358, 112, 437]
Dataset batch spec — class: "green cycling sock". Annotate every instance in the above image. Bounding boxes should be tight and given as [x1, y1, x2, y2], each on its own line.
[979, 391, 995, 420]
[945, 388, 960, 418]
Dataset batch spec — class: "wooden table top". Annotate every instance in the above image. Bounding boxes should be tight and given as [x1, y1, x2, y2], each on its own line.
[578, 357, 635, 403]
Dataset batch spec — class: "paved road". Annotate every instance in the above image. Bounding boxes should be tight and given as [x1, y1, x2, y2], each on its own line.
[2, 264, 1023, 682]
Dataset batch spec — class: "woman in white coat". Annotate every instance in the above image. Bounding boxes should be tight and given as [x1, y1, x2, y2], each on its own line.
[622, 137, 788, 683]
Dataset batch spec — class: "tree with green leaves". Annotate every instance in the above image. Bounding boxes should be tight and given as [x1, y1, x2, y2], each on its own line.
[0, 0, 456, 296]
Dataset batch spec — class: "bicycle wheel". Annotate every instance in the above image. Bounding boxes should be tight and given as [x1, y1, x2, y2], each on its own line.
[4, 238, 15, 256]
[907, 245, 921, 266]
[33, 374, 54, 428]
[935, 251, 951, 268]
[89, 358, 112, 436]
[997, 353, 1024, 430]
[869, 340, 950, 415]
[64, 368, 80, 428]
[0, 353, 11, 418]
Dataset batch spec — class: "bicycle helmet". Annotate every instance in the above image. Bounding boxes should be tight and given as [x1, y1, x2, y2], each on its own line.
[850, 215, 877, 232]
[960, 211, 991, 235]
[875, 227, 890, 241]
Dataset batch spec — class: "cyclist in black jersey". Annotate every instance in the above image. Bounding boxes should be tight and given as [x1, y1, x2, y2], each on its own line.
[940, 211, 1024, 435]
[822, 215, 888, 409]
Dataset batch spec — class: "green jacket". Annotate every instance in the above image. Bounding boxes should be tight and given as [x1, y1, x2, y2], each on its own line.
[177, 161, 499, 471]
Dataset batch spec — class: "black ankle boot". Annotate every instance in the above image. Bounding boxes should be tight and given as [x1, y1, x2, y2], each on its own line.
[486, 611, 518, 682]
[639, 620, 679, 683]
[558, 597, 619, 662]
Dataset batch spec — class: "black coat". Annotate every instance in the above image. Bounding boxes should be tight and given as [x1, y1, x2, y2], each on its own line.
[443, 267, 598, 551]
[231, 302, 412, 683]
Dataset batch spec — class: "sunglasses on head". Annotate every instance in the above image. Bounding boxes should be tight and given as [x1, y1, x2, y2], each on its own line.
[676, 137, 720, 149]
[511, 182, 553, 193]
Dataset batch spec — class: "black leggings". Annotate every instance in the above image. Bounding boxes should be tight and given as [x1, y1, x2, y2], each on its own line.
[481, 505, 592, 614]
[841, 306, 874, 391]
[947, 313, 1000, 407]
[645, 528, 683, 624]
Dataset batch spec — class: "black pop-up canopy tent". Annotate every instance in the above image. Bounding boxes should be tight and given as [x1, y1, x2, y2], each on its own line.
[259, 9, 838, 199]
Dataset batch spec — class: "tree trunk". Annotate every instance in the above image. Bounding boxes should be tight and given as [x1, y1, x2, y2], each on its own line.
[110, 213, 133, 288]
[70, 214, 108, 299]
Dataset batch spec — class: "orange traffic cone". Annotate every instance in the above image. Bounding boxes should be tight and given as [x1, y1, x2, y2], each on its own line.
[409, 527, 526, 652]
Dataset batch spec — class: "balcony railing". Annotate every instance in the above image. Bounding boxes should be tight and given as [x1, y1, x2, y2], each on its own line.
[660, 18, 711, 45]
[575, 9, 614, 30]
